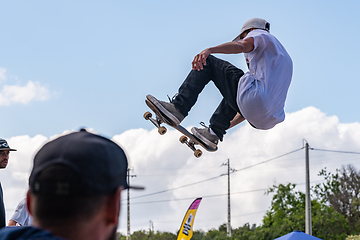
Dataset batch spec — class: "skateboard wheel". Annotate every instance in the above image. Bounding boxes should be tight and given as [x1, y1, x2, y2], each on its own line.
[144, 111, 152, 120]
[194, 149, 202, 158]
[158, 126, 167, 135]
[179, 135, 188, 144]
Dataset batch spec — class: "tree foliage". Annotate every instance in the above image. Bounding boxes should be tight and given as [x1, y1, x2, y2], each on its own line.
[260, 183, 348, 240]
[314, 165, 360, 234]
[346, 235, 360, 240]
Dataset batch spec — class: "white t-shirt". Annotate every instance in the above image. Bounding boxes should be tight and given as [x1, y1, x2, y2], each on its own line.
[10, 198, 32, 226]
[236, 29, 293, 130]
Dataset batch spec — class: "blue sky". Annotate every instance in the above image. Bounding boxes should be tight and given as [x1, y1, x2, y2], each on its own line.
[1, 0, 360, 235]
[1, 0, 359, 139]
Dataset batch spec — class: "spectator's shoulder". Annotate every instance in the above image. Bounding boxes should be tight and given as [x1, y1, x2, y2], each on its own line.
[0, 226, 65, 240]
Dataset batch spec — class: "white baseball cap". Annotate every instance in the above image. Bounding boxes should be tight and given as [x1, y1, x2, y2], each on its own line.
[233, 18, 270, 42]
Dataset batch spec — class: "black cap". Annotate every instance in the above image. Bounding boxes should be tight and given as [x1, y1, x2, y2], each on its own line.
[29, 129, 143, 196]
[0, 139, 17, 151]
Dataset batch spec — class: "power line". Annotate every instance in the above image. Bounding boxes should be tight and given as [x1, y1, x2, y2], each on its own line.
[231, 210, 268, 219]
[233, 147, 304, 173]
[128, 188, 268, 205]
[125, 180, 325, 206]
[311, 148, 360, 155]
[127, 147, 305, 201]
[128, 145, 360, 203]
[128, 175, 223, 200]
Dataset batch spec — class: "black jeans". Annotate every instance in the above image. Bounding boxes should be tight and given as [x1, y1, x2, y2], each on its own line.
[172, 55, 244, 141]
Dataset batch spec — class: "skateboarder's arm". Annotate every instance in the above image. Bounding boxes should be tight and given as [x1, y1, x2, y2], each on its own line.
[192, 38, 254, 71]
[228, 113, 245, 129]
[8, 219, 17, 226]
[209, 38, 254, 54]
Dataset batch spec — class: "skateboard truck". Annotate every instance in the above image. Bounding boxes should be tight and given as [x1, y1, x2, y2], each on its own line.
[143, 111, 167, 135]
[143, 111, 203, 158]
[179, 136, 203, 158]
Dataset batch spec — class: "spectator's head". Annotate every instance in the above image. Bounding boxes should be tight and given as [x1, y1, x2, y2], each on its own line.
[27, 129, 142, 240]
[0, 138, 16, 169]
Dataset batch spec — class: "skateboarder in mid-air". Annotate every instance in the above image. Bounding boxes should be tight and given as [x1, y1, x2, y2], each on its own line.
[147, 18, 293, 150]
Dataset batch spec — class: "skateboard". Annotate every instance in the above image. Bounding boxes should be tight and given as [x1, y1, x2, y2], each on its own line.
[144, 99, 217, 158]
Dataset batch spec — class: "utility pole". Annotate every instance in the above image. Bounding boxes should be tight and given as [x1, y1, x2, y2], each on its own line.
[227, 158, 231, 237]
[221, 159, 235, 237]
[149, 220, 154, 240]
[127, 168, 137, 240]
[305, 141, 312, 235]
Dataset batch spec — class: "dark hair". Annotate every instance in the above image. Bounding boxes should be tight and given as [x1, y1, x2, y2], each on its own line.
[31, 165, 106, 227]
[240, 29, 252, 39]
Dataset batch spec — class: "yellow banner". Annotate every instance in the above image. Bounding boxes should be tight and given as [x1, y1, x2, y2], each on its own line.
[176, 198, 202, 240]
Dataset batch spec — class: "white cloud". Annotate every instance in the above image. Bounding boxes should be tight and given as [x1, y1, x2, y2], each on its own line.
[114, 106, 360, 233]
[0, 67, 52, 106]
[0, 81, 51, 106]
[1, 107, 360, 234]
[0, 68, 6, 82]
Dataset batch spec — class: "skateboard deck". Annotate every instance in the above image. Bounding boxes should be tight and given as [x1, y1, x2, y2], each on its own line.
[144, 98, 217, 158]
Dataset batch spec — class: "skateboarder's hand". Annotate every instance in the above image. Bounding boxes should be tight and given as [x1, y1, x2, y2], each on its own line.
[192, 49, 211, 71]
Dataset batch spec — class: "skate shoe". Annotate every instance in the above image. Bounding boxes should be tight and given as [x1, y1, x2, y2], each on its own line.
[146, 94, 184, 126]
[191, 123, 219, 149]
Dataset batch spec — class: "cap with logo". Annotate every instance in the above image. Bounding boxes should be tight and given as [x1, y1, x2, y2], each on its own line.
[233, 18, 270, 42]
[0, 139, 16, 151]
[29, 129, 144, 196]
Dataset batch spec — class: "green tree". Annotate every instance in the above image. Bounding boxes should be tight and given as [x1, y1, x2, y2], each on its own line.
[315, 165, 360, 234]
[153, 230, 177, 239]
[130, 230, 148, 240]
[191, 230, 206, 240]
[231, 223, 257, 240]
[260, 183, 348, 240]
[311, 198, 349, 239]
[346, 235, 360, 240]
[204, 224, 229, 240]
[116, 232, 125, 240]
[261, 183, 307, 238]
